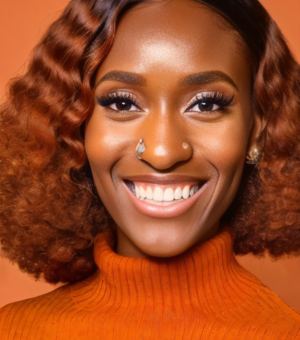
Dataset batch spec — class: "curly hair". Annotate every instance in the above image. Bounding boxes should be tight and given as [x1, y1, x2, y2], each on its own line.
[1, 0, 300, 283]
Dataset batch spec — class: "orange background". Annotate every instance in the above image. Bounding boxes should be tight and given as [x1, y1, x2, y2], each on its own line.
[0, 0, 300, 308]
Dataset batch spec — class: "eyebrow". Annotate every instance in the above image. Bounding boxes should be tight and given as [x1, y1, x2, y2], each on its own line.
[180, 71, 239, 91]
[96, 70, 238, 91]
[96, 71, 146, 87]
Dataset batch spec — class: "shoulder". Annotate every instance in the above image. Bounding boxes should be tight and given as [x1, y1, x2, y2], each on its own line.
[242, 285, 300, 326]
[0, 284, 76, 339]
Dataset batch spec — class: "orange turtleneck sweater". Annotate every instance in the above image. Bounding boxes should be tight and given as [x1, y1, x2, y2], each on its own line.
[1, 226, 300, 339]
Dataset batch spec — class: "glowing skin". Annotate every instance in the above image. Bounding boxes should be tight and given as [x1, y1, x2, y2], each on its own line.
[85, 0, 263, 258]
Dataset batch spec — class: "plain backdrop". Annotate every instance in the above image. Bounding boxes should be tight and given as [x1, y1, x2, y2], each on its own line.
[0, 0, 300, 308]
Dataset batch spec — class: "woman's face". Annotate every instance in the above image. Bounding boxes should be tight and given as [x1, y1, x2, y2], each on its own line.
[85, 0, 260, 257]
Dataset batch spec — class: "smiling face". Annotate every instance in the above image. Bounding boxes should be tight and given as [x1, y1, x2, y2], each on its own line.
[85, 0, 260, 258]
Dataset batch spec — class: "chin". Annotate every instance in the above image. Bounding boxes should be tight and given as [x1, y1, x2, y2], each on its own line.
[124, 222, 209, 258]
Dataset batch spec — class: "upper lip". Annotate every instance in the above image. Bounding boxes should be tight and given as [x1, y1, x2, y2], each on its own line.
[123, 174, 207, 185]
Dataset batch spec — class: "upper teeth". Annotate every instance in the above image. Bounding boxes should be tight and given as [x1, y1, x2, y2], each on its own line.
[134, 183, 199, 202]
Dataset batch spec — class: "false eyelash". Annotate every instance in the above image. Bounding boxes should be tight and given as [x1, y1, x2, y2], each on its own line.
[96, 91, 140, 109]
[187, 91, 234, 111]
[96, 90, 234, 113]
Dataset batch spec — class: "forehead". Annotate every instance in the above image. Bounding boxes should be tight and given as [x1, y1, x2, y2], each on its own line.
[98, 0, 250, 89]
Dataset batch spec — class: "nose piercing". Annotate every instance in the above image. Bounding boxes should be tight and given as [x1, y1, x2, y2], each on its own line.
[135, 139, 146, 160]
[182, 142, 189, 150]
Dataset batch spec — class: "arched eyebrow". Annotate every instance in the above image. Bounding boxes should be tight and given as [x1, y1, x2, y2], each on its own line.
[96, 70, 239, 91]
[96, 71, 146, 87]
[180, 71, 239, 91]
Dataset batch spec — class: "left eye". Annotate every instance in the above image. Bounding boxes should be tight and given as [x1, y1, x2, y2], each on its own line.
[109, 99, 139, 111]
[187, 99, 220, 112]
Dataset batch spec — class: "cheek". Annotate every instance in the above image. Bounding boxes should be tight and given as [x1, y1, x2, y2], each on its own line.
[84, 117, 119, 196]
[195, 113, 252, 185]
[208, 125, 247, 169]
[85, 112, 126, 174]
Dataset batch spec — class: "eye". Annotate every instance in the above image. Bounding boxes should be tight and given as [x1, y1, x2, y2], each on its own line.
[109, 99, 139, 112]
[188, 99, 220, 112]
[96, 92, 141, 112]
[186, 92, 234, 113]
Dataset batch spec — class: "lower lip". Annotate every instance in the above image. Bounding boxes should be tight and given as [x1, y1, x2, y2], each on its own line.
[122, 181, 207, 218]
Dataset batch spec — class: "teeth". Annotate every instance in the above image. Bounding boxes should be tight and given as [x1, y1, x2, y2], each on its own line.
[132, 182, 200, 202]
[189, 186, 195, 196]
[174, 187, 182, 199]
[182, 185, 190, 199]
[153, 187, 163, 202]
[135, 184, 140, 198]
[163, 188, 174, 202]
[146, 187, 153, 199]
[140, 186, 146, 199]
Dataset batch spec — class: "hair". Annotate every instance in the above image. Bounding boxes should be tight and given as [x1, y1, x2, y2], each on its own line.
[0, 0, 299, 284]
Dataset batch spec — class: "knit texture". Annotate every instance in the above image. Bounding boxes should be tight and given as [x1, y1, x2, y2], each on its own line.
[1, 226, 300, 339]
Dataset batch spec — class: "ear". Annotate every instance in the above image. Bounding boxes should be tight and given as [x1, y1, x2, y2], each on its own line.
[247, 111, 266, 153]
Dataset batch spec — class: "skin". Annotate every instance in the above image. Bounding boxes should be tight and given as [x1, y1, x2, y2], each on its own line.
[85, 0, 263, 258]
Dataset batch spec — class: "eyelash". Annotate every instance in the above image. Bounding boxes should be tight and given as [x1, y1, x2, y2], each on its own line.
[186, 92, 234, 113]
[96, 91, 234, 114]
[96, 91, 141, 111]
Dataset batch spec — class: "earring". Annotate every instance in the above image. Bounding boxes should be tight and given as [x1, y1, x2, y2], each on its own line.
[135, 139, 146, 160]
[246, 147, 261, 164]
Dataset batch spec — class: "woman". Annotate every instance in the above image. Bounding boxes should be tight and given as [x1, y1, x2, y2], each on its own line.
[0, 0, 300, 338]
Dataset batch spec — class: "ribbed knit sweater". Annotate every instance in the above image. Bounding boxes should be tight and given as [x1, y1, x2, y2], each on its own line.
[1, 226, 300, 339]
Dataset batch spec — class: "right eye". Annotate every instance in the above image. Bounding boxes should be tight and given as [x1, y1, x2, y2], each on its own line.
[96, 92, 141, 112]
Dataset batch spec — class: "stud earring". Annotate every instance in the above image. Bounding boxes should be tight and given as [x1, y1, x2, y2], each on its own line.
[135, 139, 146, 160]
[246, 147, 262, 164]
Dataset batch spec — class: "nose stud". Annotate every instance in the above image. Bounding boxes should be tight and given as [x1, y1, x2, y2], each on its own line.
[182, 142, 190, 150]
[135, 139, 146, 160]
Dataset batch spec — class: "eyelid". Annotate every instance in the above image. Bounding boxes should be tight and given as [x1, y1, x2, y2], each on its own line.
[96, 90, 142, 111]
[96, 89, 234, 114]
[185, 91, 234, 112]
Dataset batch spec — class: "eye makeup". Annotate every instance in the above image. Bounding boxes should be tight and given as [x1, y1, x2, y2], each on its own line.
[185, 91, 234, 115]
[96, 90, 234, 114]
[96, 91, 141, 112]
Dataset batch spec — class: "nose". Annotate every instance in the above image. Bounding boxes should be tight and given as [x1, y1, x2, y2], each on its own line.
[137, 114, 193, 170]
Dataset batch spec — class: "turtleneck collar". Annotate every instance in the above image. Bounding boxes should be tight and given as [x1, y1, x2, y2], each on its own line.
[71, 226, 263, 315]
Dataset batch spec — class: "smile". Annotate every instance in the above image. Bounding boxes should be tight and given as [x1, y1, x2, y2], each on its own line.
[123, 179, 207, 218]
[126, 181, 200, 205]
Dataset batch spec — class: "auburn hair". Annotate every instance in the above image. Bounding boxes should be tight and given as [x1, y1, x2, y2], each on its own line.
[0, 0, 300, 283]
